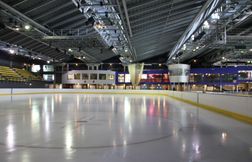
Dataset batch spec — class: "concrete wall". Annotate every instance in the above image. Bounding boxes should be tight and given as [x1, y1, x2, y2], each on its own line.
[0, 88, 251, 118]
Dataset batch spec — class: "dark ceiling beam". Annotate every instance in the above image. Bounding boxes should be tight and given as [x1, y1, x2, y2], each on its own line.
[12, 0, 28, 7]
[136, 45, 175, 59]
[26, 41, 43, 50]
[131, 7, 200, 28]
[127, 0, 176, 11]
[132, 14, 196, 33]
[40, 47, 56, 53]
[2, 34, 25, 43]
[19, 39, 37, 47]
[42, 9, 77, 25]
[0, 1, 53, 35]
[10, 36, 29, 44]
[167, 0, 224, 63]
[131, 5, 201, 25]
[65, 20, 87, 29]
[30, 44, 48, 51]
[133, 21, 190, 39]
[134, 31, 183, 47]
[0, 31, 16, 40]
[115, 0, 136, 60]
[50, 15, 84, 29]
[140, 44, 174, 54]
[134, 40, 179, 50]
[129, 0, 203, 19]
[23, 0, 57, 15]
[122, 0, 133, 37]
[26, 42, 44, 49]
[33, 1, 73, 21]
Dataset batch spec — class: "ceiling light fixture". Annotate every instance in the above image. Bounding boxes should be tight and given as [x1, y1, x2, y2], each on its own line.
[9, 49, 15, 54]
[24, 25, 31, 30]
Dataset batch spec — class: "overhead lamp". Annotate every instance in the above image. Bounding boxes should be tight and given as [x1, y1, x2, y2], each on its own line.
[15, 27, 20, 31]
[249, 49, 252, 52]
[191, 35, 195, 41]
[222, 57, 225, 60]
[9, 49, 15, 54]
[95, 22, 104, 29]
[196, 46, 199, 50]
[83, 56, 86, 59]
[24, 24, 31, 30]
[203, 21, 210, 29]
[182, 44, 186, 50]
[211, 12, 220, 20]
[47, 60, 50, 64]
[68, 48, 73, 52]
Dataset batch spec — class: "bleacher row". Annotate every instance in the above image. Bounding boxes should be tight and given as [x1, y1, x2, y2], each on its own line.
[0, 66, 41, 82]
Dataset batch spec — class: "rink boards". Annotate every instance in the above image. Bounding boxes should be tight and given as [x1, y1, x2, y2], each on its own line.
[0, 89, 251, 124]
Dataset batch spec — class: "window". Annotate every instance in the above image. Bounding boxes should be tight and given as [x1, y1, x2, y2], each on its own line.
[43, 65, 54, 72]
[43, 74, 54, 81]
[99, 74, 106, 80]
[90, 73, 97, 80]
[67, 74, 74, 80]
[82, 74, 89, 80]
[107, 74, 114, 80]
[125, 74, 131, 83]
[74, 73, 81, 80]
[118, 74, 125, 83]
[31, 65, 40, 72]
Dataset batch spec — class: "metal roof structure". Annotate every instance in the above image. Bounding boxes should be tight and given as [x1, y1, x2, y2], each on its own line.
[0, 0, 251, 65]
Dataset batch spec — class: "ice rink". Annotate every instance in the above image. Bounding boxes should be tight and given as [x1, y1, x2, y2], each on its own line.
[0, 93, 251, 162]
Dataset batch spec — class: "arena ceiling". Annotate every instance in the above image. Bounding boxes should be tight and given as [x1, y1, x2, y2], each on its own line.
[0, 0, 251, 65]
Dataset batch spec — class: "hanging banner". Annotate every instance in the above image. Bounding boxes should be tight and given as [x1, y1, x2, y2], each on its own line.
[128, 63, 144, 86]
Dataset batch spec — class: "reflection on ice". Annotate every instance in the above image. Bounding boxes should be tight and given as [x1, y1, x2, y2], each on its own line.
[6, 124, 15, 152]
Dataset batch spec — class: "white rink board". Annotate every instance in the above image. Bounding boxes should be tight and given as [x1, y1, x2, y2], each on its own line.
[0, 89, 11, 95]
[0, 88, 251, 117]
